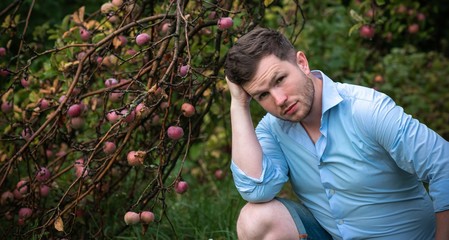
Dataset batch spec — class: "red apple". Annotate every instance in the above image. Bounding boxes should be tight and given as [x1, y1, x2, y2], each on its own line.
[58, 95, 66, 104]
[16, 180, 28, 194]
[77, 51, 86, 61]
[359, 25, 375, 39]
[101, 2, 115, 14]
[0, 69, 9, 77]
[140, 211, 155, 224]
[74, 159, 84, 168]
[1, 101, 13, 114]
[79, 28, 91, 42]
[407, 23, 419, 34]
[161, 22, 171, 33]
[126, 49, 137, 56]
[208, 11, 217, 20]
[21, 128, 33, 141]
[374, 75, 384, 83]
[39, 98, 50, 110]
[121, 109, 136, 123]
[18, 207, 33, 220]
[75, 166, 89, 178]
[124, 211, 140, 225]
[396, 4, 407, 14]
[181, 102, 195, 117]
[174, 180, 189, 194]
[417, 13, 426, 22]
[0, 47, 6, 57]
[127, 150, 145, 166]
[179, 64, 190, 77]
[136, 103, 145, 113]
[103, 141, 117, 154]
[214, 169, 225, 180]
[109, 92, 124, 102]
[1, 191, 14, 205]
[151, 115, 160, 125]
[39, 185, 51, 197]
[21, 78, 29, 88]
[70, 117, 85, 129]
[13, 189, 23, 199]
[96, 56, 104, 65]
[118, 35, 127, 46]
[68, 104, 82, 117]
[167, 126, 184, 140]
[35, 167, 51, 182]
[106, 110, 120, 123]
[105, 78, 118, 87]
[217, 17, 233, 30]
[136, 33, 150, 46]
[160, 101, 169, 109]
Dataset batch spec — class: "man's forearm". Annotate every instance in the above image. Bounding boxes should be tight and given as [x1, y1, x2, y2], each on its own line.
[436, 210, 449, 240]
[230, 102, 263, 178]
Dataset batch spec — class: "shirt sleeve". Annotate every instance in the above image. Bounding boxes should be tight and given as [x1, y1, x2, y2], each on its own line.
[230, 114, 289, 203]
[366, 91, 449, 212]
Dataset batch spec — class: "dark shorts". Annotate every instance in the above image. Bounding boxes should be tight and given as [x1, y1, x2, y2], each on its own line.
[276, 197, 333, 240]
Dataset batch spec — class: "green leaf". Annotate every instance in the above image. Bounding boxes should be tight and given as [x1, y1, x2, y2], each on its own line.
[376, 0, 386, 6]
[348, 22, 362, 37]
[29, 91, 39, 103]
[264, 0, 274, 7]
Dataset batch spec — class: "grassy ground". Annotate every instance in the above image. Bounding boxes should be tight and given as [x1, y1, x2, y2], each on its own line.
[112, 174, 246, 240]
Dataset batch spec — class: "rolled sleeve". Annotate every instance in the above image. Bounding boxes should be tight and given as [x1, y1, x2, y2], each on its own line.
[231, 114, 289, 203]
[231, 154, 288, 203]
[430, 179, 449, 212]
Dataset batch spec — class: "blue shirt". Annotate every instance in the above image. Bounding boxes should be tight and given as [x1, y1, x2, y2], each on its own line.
[231, 71, 449, 239]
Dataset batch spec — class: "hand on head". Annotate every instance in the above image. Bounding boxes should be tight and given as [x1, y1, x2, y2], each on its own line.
[225, 76, 251, 106]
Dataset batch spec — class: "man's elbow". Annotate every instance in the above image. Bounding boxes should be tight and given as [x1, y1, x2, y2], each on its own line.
[238, 189, 277, 203]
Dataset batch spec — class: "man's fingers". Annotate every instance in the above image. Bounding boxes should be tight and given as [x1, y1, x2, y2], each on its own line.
[298, 233, 308, 239]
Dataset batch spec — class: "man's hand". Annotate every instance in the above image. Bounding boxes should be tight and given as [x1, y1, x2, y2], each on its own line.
[226, 76, 251, 106]
[436, 210, 449, 240]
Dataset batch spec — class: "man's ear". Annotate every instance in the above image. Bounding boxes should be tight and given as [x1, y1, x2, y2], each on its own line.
[296, 51, 311, 75]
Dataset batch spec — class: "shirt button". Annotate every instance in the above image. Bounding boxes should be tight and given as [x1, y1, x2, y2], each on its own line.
[329, 189, 335, 195]
[338, 219, 344, 225]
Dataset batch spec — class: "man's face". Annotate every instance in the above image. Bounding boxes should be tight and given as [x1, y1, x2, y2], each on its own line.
[242, 54, 314, 122]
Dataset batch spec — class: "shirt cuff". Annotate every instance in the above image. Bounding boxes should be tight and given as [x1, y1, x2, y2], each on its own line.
[430, 178, 449, 212]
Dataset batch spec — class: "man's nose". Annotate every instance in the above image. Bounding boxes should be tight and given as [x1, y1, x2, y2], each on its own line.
[272, 89, 287, 106]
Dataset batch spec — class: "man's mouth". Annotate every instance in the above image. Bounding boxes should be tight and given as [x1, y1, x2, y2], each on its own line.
[283, 102, 297, 115]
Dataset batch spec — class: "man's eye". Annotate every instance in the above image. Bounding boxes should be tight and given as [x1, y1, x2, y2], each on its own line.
[258, 92, 269, 100]
[276, 76, 284, 84]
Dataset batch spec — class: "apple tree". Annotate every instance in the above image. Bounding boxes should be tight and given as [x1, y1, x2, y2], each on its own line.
[0, 0, 306, 238]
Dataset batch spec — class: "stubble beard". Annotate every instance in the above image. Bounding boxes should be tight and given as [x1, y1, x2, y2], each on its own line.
[282, 75, 315, 122]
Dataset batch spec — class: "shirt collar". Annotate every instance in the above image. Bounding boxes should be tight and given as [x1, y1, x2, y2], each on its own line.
[275, 70, 343, 131]
[311, 70, 343, 115]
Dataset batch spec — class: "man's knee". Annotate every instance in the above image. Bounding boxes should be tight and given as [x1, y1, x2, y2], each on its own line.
[238, 202, 269, 229]
[236, 200, 298, 240]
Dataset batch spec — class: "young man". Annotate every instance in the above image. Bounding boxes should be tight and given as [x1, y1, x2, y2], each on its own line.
[224, 27, 449, 240]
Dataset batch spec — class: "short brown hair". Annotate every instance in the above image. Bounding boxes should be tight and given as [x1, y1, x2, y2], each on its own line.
[224, 28, 296, 86]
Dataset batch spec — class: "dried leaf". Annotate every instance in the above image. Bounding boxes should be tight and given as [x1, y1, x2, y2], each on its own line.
[112, 37, 122, 49]
[72, 6, 85, 24]
[349, 9, 364, 23]
[62, 26, 79, 39]
[54, 217, 64, 232]
[1, 89, 12, 102]
[86, 20, 100, 30]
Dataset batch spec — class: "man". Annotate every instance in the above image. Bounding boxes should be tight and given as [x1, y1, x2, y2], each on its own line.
[224, 27, 449, 240]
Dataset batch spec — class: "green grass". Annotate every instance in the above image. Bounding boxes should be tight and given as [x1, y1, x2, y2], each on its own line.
[110, 175, 245, 240]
